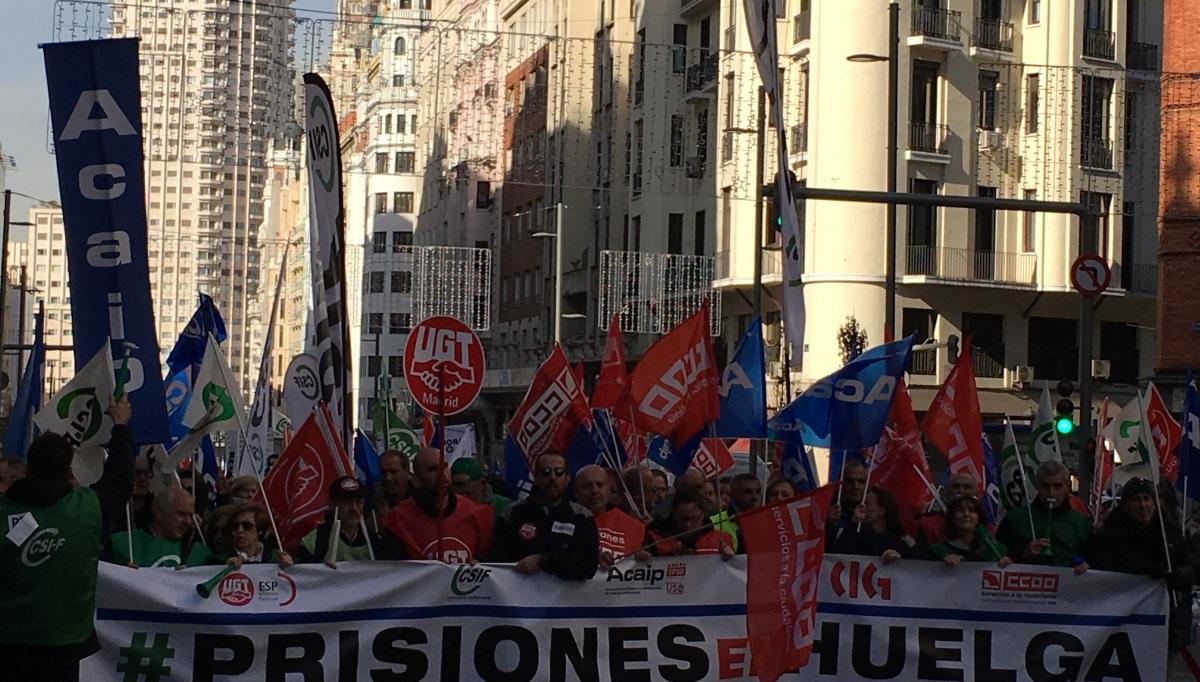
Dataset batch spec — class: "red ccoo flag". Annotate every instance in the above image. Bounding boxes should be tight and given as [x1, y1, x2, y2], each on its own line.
[594, 314, 644, 462]
[922, 337, 984, 487]
[629, 305, 719, 448]
[1145, 383, 1183, 483]
[507, 344, 591, 466]
[741, 483, 838, 681]
[869, 379, 934, 530]
[258, 403, 354, 551]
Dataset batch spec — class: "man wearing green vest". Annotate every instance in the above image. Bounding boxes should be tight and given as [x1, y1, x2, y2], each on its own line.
[109, 486, 213, 567]
[0, 397, 135, 681]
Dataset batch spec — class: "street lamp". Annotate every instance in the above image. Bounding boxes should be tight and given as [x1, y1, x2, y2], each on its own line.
[846, 0, 899, 339]
[531, 202, 571, 344]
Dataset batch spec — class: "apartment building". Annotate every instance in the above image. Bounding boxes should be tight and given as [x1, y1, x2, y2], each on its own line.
[15, 205, 76, 395]
[108, 1, 295, 395]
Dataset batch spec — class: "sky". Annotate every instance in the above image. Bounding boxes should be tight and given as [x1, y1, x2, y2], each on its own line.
[0, 0, 332, 222]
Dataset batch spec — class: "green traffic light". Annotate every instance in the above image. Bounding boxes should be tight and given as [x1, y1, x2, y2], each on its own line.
[1055, 417, 1075, 436]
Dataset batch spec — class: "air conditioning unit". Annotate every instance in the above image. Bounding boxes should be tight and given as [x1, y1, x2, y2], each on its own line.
[1091, 359, 1112, 379]
[685, 156, 706, 178]
[978, 130, 1003, 152]
[1011, 365, 1036, 384]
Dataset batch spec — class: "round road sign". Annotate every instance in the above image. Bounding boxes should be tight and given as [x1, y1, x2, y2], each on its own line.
[404, 316, 485, 416]
[1070, 254, 1111, 297]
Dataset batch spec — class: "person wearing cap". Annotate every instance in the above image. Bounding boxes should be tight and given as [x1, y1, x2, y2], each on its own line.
[451, 457, 511, 521]
[995, 460, 1091, 571]
[1091, 478, 1196, 653]
[296, 476, 381, 566]
[379, 448, 493, 563]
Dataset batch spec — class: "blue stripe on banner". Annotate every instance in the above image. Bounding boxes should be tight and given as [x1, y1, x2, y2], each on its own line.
[817, 601, 1165, 627]
[98, 602, 749, 626]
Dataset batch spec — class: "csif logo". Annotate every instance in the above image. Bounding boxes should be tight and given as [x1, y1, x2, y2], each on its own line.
[201, 382, 235, 422]
[20, 527, 66, 568]
[829, 560, 892, 600]
[55, 387, 104, 445]
[450, 565, 492, 596]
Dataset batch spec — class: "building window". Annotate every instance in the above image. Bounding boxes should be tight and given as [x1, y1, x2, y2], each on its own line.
[906, 179, 938, 275]
[392, 74, 405, 88]
[1026, 74, 1040, 133]
[902, 308, 937, 375]
[392, 231, 413, 251]
[1121, 201, 1135, 289]
[1028, 317, 1078, 381]
[390, 312, 412, 334]
[694, 210, 706, 256]
[668, 213, 684, 254]
[369, 271, 385, 293]
[1022, 189, 1037, 252]
[385, 115, 392, 134]
[978, 70, 998, 131]
[1124, 91, 1139, 153]
[1080, 191, 1112, 258]
[397, 115, 407, 134]
[391, 270, 412, 293]
[368, 313, 383, 334]
[1030, 0, 1040, 23]
[696, 107, 708, 162]
[669, 115, 684, 167]
[632, 121, 643, 195]
[962, 312, 1005, 378]
[672, 24, 687, 74]
[1100, 321, 1138, 382]
[395, 151, 415, 173]
[375, 153, 388, 173]
[477, 181, 492, 209]
[374, 193, 388, 214]
[394, 37, 406, 55]
[393, 191, 414, 213]
[372, 232, 387, 254]
[366, 356, 382, 377]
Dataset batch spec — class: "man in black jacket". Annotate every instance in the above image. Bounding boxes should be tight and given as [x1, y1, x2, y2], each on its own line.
[490, 451, 599, 580]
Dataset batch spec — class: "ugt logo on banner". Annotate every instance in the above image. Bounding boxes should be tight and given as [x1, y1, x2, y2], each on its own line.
[42, 38, 169, 444]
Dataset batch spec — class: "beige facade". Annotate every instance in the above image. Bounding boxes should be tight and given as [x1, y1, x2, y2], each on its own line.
[13, 205, 75, 396]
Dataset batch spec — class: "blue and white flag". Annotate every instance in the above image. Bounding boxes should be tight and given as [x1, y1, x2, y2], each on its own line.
[503, 434, 534, 501]
[980, 434, 1002, 525]
[1176, 371, 1200, 503]
[43, 38, 168, 444]
[646, 431, 705, 477]
[767, 336, 914, 450]
[166, 294, 227, 378]
[354, 428, 381, 488]
[3, 304, 45, 459]
[715, 318, 767, 438]
[773, 431, 818, 493]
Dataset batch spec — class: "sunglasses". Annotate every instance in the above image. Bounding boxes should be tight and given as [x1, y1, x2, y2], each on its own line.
[538, 467, 567, 478]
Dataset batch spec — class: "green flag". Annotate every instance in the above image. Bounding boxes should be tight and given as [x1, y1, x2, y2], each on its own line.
[999, 420, 1036, 512]
[371, 401, 419, 456]
[1029, 385, 1063, 465]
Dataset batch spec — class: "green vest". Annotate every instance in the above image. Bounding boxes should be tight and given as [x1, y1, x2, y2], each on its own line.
[999, 504, 1092, 567]
[0, 488, 102, 647]
[709, 510, 740, 552]
[110, 529, 214, 568]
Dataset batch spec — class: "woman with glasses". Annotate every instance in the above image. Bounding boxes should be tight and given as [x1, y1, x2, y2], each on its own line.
[929, 495, 1009, 567]
[212, 501, 292, 570]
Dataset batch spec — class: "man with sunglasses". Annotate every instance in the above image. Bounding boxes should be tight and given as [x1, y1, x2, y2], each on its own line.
[490, 451, 599, 580]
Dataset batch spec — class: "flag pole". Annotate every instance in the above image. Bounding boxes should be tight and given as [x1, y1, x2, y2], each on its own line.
[125, 502, 135, 565]
[910, 463, 947, 512]
[1008, 415, 1038, 543]
[436, 363, 447, 562]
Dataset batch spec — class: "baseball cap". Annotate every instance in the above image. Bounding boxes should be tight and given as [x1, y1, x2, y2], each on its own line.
[329, 476, 367, 500]
[451, 457, 485, 481]
[1118, 477, 1155, 502]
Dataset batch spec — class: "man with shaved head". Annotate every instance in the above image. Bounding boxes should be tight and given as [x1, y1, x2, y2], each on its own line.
[380, 448, 493, 563]
[575, 465, 646, 567]
[651, 466, 713, 521]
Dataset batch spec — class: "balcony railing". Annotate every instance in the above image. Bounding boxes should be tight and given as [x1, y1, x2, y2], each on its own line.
[685, 50, 718, 94]
[973, 17, 1013, 52]
[909, 349, 937, 376]
[1081, 137, 1114, 170]
[972, 346, 1005, 378]
[1127, 41, 1159, 71]
[714, 249, 783, 280]
[1084, 28, 1116, 60]
[790, 122, 808, 153]
[904, 246, 1037, 285]
[909, 121, 950, 155]
[1116, 262, 1158, 294]
[911, 5, 961, 43]
[793, 11, 811, 44]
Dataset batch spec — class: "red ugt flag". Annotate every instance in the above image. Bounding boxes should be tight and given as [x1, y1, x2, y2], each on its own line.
[629, 305, 719, 447]
[507, 344, 591, 465]
[741, 484, 838, 681]
[922, 338, 984, 485]
[258, 403, 354, 551]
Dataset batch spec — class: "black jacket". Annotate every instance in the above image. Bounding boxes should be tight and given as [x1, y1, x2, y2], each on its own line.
[829, 524, 914, 559]
[488, 492, 599, 580]
[1090, 507, 1196, 651]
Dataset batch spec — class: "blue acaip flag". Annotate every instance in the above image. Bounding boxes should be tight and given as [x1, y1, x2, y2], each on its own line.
[715, 318, 767, 438]
[166, 293, 227, 378]
[1176, 371, 1200, 503]
[566, 409, 628, 475]
[767, 335, 915, 451]
[772, 429, 819, 493]
[353, 428, 381, 488]
[503, 434, 534, 500]
[3, 304, 45, 460]
[646, 431, 705, 477]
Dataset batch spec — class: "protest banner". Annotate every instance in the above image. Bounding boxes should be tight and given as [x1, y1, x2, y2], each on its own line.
[84, 555, 1166, 681]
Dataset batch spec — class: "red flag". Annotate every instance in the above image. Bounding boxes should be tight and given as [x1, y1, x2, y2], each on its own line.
[593, 315, 629, 410]
[1091, 398, 1115, 518]
[629, 305, 719, 447]
[691, 438, 735, 480]
[921, 338, 984, 486]
[507, 344, 591, 465]
[741, 484, 838, 681]
[258, 403, 354, 551]
[1146, 383, 1182, 483]
[869, 381, 934, 529]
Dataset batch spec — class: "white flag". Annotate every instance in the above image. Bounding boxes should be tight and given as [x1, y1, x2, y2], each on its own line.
[1104, 395, 1158, 486]
[237, 246, 289, 478]
[1028, 385, 1063, 465]
[33, 339, 115, 486]
[443, 423, 476, 465]
[183, 334, 245, 435]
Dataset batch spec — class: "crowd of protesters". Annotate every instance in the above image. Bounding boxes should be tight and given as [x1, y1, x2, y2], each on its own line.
[3, 402, 1199, 679]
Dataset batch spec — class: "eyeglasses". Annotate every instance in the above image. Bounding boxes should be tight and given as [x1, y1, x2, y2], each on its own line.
[538, 467, 567, 478]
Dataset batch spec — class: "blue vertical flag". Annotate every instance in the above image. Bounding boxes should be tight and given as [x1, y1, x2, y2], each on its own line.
[353, 428, 381, 488]
[43, 39, 169, 444]
[646, 431, 705, 476]
[3, 304, 45, 459]
[980, 434, 1002, 525]
[774, 430, 819, 493]
[1176, 371, 1200, 503]
[503, 434, 534, 500]
[768, 336, 914, 450]
[567, 410, 628, 477]
[715, 318, 767, 438]
[166, 294, 227, 378]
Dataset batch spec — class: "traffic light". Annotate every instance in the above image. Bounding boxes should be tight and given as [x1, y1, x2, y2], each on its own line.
[1055, 380, 1076, 436]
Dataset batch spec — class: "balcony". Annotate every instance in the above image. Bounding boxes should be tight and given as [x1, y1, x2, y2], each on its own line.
[714, 248, 782, 284]
[908, 121, 950, 156]
[791, 11, 811, 53]
[1084, 28, 1116, 61]
[903, 246, 1037, 287]
[971, 17, 1014, 56]
[909, 349, 936, 376]
[1127, 41, 1159, 72]
[679, 0, 716, 20]
[1117, 262, 1157, 295]
[1081, 137, 1114, 171]
[789, 122, 808, 165]
[909, 6, 961, 48]
[972, 346, 1005, 379]
[685, 50, 718, 99]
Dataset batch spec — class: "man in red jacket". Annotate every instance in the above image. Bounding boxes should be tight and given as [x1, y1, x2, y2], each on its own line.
[379, 448, 492, 563]
[575, 465, 646, 567]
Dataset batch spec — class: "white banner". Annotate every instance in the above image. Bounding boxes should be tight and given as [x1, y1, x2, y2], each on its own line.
[83, 556, 1166, 681]
[443, 423, 476, 464]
